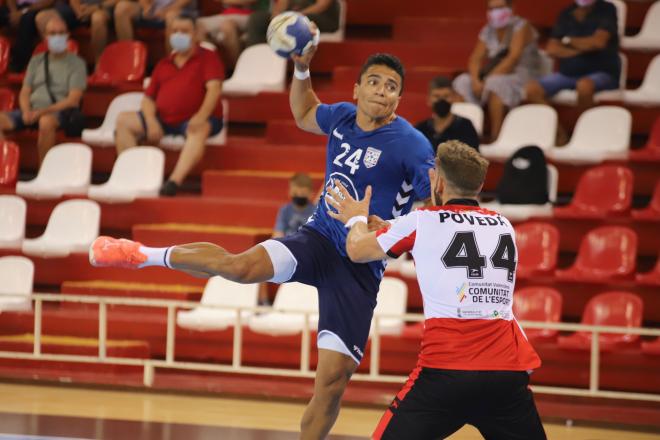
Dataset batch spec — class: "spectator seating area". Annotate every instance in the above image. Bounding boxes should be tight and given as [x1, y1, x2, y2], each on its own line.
[0, 0, 658, 419]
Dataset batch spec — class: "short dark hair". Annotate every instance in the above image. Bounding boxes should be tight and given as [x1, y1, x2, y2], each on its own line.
[428, 76, 453, 92]
[357, 53, 405, 95]
[174, 12, 196, 26]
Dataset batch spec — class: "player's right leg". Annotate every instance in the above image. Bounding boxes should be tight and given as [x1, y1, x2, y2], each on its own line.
[89, 237, 275, 284]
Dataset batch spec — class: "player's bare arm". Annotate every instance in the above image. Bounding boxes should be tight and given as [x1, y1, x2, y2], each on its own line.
[289, 23, 324, 135]
[325, 181, 387, 263]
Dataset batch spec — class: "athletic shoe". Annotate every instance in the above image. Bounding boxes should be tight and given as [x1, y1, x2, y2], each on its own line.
[89, 236, 147, 269]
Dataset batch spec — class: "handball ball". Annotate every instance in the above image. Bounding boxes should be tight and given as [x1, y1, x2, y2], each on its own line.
[267, 11, 316, 58]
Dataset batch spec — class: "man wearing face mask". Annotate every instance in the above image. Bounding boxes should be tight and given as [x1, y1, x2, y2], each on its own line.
[0, 15, 87, 163]
[415, 76, 480, 152]
[525, 0, 619, 110]
[114, 13, 224, 196]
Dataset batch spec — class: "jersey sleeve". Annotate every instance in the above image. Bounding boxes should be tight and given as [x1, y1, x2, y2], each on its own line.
[376, 211, 419, 258]
[315, 102, 352, 134]
[404, 133, 435, 201]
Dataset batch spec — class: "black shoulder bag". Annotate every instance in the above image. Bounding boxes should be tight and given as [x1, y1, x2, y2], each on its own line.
[44, 54, 85, 137]
[478, 25, 514, 80]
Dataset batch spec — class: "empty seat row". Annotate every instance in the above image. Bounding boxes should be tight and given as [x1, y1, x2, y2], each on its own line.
[178, 276, 408, 337]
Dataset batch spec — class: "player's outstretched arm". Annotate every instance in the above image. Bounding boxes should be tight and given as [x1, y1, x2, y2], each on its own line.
[89, 237, 274, 284]
[325, 182, 388, 263]
[289, 24, 324, 135]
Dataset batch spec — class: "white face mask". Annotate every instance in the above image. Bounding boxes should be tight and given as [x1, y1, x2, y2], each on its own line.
[47, 34, 68, 54]
[487, 6, 513, 29]
[169, 32, 192, 52]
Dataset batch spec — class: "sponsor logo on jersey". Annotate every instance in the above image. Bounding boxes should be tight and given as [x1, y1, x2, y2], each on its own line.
[332, 128, 344, 140]
[456, 282, 468, 303]
[363, 147, 382, 168]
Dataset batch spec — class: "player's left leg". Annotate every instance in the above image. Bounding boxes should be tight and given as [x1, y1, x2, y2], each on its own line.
[300, 349, 357, 440]
[470, 371, 547, 440]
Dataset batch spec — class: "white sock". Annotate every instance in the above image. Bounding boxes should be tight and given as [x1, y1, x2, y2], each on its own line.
[138, 246, 173, 268]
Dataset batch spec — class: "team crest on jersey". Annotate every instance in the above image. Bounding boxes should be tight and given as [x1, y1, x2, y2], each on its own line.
[363, 147, 382, 168]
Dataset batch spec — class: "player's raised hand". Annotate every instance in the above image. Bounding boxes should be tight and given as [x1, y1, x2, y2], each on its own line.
[291, 21, 319, 71]
[325, 180, 372, 225]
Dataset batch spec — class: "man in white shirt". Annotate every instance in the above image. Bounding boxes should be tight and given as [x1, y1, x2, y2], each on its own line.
[325, 140, 546, 440]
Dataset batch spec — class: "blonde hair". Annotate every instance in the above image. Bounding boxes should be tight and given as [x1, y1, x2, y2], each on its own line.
[435, 140, 489, 195]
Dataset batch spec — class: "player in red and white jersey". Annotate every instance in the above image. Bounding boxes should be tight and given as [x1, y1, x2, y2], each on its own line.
[326, 140, 546, 439]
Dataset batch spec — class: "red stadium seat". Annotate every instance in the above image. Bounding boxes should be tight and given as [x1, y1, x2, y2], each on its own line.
[642, 338, 660, 356]
[631, 181, 660, 220]
[553, 165, 634, 218]
[0, 141, 20, 188]
[629, 116, 660, 161]
[558, 292, 643, 352]
[0, 36, 10, 76]
[401, 322, 423, 340]
[515, 222, 559, 279]
[7, 39, 80, 84]
[513, 287, 563, 341]
[556, 226, 638, 282]
[0, 88, 15, 111]
[636, 253, 660, 286]
[89, 41, 147, 85]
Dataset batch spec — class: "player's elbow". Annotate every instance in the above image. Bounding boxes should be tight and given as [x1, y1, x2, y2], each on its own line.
[346, 240, 370, 264]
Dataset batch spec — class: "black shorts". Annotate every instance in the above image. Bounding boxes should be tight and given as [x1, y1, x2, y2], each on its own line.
[373, 368, 547, 440]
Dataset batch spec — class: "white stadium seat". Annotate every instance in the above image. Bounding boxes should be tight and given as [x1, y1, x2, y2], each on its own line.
[0, 195, 26, 249]
[0, 256, 33, 312]
[319, 0, 346, 42]
[622, 54, 660, 105]
[552, 53, 627, 104]
[82, 92, 143, 146]
[248, 283, 319, 336]
[482, 164, 558, 222]
[607, 0, 626, 38]
[22, 199, 100, 258]
[223, 44, 286, 96]
[622, 1, 660, 50]
[16, 143, 92, 199]
[177, 276, 259, 331]
[370, 277, 408, 336]
[479, 105, 557, 161]
[452, 102, 484, 136]
[548, 106, 631, 165]
[88, 147, 164, 203]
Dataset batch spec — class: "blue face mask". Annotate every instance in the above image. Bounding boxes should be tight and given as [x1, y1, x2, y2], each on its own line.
[47, 34, 68, 54]
[170, 32, 192, 53]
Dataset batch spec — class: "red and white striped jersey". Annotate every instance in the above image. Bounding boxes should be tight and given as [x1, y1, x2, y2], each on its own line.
[376, 199, 541, 371]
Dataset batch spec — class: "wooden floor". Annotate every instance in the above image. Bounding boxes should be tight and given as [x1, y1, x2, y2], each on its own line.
[0, 383, 659, 439]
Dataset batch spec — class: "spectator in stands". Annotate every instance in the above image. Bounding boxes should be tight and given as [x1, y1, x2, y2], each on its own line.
[2, 0, 57, 72]
[244, 0, 339, 47]
[0, 16, 87, 162]
[415, 76, 480, 152]
[197, 0, 268, 68]
[453, 0, 541, 140]
[525, 0, 620, 110]
[114, 13, 223, 196]
[38, 0, 118, 64]
[113, 0, 196, 41]
[258, 172, 317, 305]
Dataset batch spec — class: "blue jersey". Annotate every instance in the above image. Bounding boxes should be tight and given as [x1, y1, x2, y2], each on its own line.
[306, 102, 435, 280]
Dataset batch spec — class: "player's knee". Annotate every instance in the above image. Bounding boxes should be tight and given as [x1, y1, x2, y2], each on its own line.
[316, 365, 352, 402]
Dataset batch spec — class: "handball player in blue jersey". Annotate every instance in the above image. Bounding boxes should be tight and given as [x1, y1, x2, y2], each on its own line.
[90, 35, 435, 439]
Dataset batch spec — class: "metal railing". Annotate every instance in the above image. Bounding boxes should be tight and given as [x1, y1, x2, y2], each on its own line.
[0, 293, 659, 402]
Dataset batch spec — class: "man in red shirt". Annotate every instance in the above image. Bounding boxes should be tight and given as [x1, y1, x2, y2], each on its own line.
[115, 13, 224, 196]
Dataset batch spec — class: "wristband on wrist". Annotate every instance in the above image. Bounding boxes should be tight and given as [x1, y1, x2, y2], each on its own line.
[294, 68, 310, 80]
[345, 215, 368, 229]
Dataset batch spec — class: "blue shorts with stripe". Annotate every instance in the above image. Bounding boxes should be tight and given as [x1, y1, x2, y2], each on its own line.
[272, 226, 380, 363]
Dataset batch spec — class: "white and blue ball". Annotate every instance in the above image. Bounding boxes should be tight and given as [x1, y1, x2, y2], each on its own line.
[267, 11, 316, 58]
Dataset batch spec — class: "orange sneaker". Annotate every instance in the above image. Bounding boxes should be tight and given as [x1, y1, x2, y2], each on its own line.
[89, 236, 147, 269]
